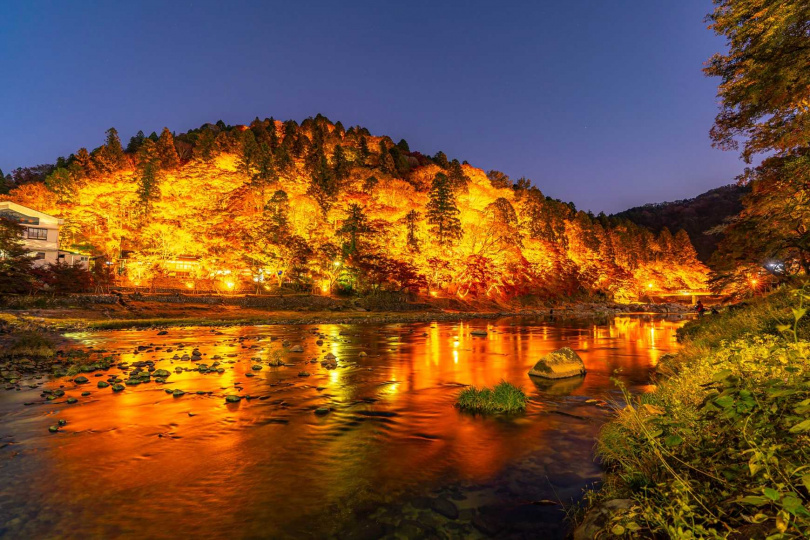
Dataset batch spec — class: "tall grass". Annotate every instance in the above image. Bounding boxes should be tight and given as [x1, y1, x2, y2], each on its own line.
[456, 381, 528, 413]
[584, 283, 810, 538]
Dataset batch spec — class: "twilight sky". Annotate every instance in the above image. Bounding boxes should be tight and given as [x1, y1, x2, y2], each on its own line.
[0, 0, 743, 214]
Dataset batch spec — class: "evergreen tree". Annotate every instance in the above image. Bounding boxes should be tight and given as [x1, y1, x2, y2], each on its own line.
[194, 128, 217, 162]
[239, 130, 260, 178]
[0, 217, 34, 293]
[447, 159, 470, 190]
[74, 147, 96, 177]
[338, 203, 370, 255]
[135, 139, 161, 214]
[156, 127, 181, 169]
[433, 151, 449, 169]
[273, 143, 293, 174]
[359, 136, 370, 162]
[405, 209, 420, 252]
[252, 143, 278, 187]
[266, 117, 279, 150]
[333, 144, 351, 182]
[362, 175, 379, 195]
[264, 190, 290, 242]
[127, 130, 146, 153]
[426, 173, 462, 246]
[95, 127, 128, 173]
[308, 151, 338, 214]
[396, 139, 410, 153]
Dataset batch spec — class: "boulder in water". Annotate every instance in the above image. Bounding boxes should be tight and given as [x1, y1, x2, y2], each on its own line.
[528, 347, 586, 379]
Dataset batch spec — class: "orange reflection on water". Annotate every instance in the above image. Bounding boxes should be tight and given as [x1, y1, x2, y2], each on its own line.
[0, 315, 688, 539]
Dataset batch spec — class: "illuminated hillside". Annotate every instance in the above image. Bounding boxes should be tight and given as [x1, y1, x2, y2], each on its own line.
[6, 115, 708, 301]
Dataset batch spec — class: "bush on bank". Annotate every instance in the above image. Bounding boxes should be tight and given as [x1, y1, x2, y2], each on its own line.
[585, 284, 810, 538]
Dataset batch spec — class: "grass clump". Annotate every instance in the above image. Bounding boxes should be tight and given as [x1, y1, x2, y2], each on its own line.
[3, 329, 56, 358]
[456, 381, 528, 413]
[586, 283, 810, 538]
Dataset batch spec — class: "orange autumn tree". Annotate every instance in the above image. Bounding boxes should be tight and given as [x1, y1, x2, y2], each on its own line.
[6, 114, 708, 301]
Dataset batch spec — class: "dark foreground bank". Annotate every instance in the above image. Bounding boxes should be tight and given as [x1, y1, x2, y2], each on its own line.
[575, 285, 810, 538]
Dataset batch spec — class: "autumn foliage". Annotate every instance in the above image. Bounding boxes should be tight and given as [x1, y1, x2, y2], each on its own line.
[6, 115, 708, 302]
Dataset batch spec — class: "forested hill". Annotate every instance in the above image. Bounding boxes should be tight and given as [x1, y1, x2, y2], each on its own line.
[2, 114, 708, 301]
[613, 184, 748, 265]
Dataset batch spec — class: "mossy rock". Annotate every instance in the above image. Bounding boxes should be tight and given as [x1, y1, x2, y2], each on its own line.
[528, 347, 586, 379]
[74, 376, 89, 384]
[66, 397, 78, 404]
[225, 395, 241, 403]
[112, 383, 125, 392]
[172, 389, 185, 397]
[97, 381, 109, 388]
[152, 369, 170, 378]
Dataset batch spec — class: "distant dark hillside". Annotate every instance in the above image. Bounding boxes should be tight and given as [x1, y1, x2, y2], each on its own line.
[613, 184, 748, 264]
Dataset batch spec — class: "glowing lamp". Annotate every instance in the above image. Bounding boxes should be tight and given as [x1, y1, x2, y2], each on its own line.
[186, 282, 194, 289]
[333, 261, 341, 267]
[647, 283, 653, 289]
[225, 281, 235, 289]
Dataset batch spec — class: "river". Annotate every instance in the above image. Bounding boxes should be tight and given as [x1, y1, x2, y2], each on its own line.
[0, 314, 687, 539]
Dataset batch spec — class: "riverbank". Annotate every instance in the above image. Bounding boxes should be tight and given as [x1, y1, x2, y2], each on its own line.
[575, 284, 810, 538]
[0, 293, 694, 333]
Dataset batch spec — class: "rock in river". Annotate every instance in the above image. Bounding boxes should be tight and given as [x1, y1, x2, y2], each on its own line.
[528, 347, 586, 379]
[74, 376, 89, 384]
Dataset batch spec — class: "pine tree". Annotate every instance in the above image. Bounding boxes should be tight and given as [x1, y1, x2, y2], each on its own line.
[74, 147, 96, 177]
[362, 175, 379, 195]
[264, 190, 290, 242]
[194, 128, 217, 162]
[433, 151, 449, 169]
[95, 128, 128, 174]
[135, 139, 161, 214]
[338, 203, 370, 255]
[253, 143, 278, 187]
[273, 143, 293, 174]
[359, 136, 370, 162]
[405, 209, 420, 252]
[333, 144, 350, 182]
[447, 159, 470, 190]
[156, 127, 181, 169]
[239, 130, 260, 178]
[127, 130, 146, 153]
[0, 217, 34, 293]
[308, 151, 338, 214]
[426, 173, 462, 246]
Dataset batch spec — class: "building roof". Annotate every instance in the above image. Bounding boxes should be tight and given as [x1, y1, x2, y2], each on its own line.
[0, 201, 64, 225]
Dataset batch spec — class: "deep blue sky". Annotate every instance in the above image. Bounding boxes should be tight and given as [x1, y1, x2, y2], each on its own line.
[0, 0, 743, 213]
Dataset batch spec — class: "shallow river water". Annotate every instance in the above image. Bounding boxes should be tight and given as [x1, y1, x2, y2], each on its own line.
[0, 314, 687, 539]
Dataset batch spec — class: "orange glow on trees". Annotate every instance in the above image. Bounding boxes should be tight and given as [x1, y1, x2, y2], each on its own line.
[7, 115, 709, 300]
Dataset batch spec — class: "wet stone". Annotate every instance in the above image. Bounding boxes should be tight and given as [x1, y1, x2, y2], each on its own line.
[429, 498, 459, 520]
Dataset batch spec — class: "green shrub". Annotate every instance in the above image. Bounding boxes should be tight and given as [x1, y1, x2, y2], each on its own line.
[456, 381, 528, 413]
[589, 284, 810, 537]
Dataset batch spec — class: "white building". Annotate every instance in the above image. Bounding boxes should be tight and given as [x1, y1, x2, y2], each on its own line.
[0, 201, 86, 267]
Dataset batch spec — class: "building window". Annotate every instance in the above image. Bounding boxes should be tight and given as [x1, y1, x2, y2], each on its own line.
[34, 252, 46, 260]
[27, 228, 48, 240]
